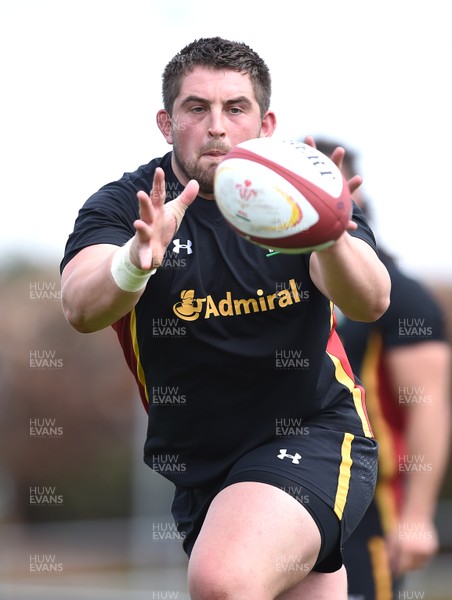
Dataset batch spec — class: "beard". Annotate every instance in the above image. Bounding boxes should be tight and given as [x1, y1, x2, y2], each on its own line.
[172, 141, 232, 197]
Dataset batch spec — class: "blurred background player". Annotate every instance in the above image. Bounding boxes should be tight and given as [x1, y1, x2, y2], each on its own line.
[315, 139, 451, 599]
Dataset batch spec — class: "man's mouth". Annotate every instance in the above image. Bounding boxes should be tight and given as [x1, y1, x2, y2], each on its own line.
[200, 145, 230, 159]
[202, 150, 226, 158]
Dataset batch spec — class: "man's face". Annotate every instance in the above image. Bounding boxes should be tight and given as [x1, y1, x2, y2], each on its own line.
[158, 66, 276, 199]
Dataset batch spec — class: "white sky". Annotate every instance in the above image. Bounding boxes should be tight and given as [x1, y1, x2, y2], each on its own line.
[1, 0, 451, 281]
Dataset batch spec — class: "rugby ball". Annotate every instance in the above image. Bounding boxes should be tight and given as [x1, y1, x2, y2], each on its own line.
[214, 138, 352, 253]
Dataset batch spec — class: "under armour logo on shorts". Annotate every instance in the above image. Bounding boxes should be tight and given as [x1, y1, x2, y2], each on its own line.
[277, 449, 302, 464]
[173, 239, 193, 254]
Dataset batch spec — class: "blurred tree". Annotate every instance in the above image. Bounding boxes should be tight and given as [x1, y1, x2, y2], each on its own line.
[0, 262, 138, 522]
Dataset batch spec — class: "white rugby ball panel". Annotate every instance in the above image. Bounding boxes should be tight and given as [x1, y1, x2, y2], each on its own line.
[214, 158, 320, 240]
[231, 138, 345, 199]
[213, 138, 352, 253]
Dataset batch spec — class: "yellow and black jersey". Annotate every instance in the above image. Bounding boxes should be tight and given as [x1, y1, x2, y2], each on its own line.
[61, 152, 379, 488]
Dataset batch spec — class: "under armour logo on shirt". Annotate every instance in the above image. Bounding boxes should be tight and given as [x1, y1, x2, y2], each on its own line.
[173, 239, 193, 254]
[277, 449, 302, 464]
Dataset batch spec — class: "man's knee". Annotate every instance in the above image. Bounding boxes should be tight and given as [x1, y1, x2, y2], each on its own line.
[187, 553, 272, 600]
[187, 548, 318, 600]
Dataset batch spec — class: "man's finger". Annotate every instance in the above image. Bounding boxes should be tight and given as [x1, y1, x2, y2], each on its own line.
[137, 190, 154, 223]
[167, 180, 199, 231]
[151, 167, 167, 206]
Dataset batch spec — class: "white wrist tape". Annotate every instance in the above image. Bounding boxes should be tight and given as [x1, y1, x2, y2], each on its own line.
[110, 239, 156, 292]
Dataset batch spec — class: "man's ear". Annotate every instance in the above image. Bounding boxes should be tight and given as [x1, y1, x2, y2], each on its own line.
[156, 109, 173, 144]
[259, 110, 277, 138]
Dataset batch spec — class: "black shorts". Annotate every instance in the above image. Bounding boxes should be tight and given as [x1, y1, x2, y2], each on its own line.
[171, 426, 378, 572]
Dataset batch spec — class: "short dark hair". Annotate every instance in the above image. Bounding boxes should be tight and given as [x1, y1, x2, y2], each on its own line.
[162, 37, 272, 116]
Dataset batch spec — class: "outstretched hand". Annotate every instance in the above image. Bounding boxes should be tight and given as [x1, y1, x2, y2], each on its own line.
[131, 168, 199, 270]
